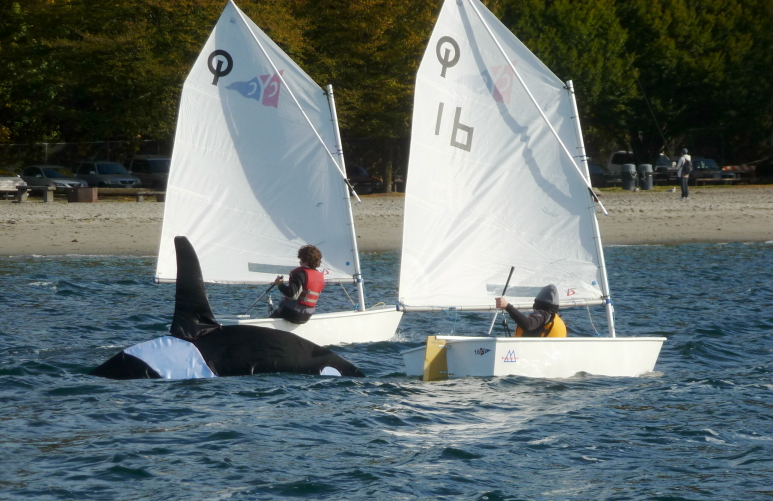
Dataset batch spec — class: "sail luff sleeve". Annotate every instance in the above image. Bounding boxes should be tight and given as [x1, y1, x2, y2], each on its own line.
[324, 84, 362, 204]
[326, 84, 367, 310]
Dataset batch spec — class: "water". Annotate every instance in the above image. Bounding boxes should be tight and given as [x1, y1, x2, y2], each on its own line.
[1, 244, 772, 500]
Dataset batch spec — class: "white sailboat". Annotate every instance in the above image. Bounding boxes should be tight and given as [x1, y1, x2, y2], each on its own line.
[400, 0, 664, 379]
[156, 1, 402, 346]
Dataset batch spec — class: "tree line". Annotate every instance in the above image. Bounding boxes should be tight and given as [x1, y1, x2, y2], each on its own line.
[1, 0, 771, 177]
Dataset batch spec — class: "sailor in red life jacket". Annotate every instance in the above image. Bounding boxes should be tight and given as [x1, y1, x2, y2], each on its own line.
[270, 245, 325, 324]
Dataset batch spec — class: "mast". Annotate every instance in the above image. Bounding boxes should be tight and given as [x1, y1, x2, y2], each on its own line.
[326, 84, 366, 311]
[565, 80, 616, 337]
[465, 0, 608, 217]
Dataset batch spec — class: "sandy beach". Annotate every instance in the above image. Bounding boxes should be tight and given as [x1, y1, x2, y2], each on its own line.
[0, 186, 771, 257]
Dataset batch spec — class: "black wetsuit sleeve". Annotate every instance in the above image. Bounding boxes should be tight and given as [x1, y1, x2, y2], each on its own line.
[278, 269, 306, 299]
[505, 304, 550, 332]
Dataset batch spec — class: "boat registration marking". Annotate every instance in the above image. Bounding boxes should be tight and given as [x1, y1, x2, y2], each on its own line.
[502, 350, 519, 363]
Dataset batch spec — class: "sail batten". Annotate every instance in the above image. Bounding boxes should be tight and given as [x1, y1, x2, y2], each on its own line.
[399, 0, 606, 310]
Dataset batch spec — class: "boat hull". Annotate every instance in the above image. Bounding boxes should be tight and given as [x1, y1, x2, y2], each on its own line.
[403, 336, 665, 379]
[220, 306, 403, 346]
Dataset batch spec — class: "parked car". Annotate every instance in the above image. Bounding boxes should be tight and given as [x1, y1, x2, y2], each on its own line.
[690, 157, 737, 183]
[21, 165, 88, 192]
[588, 163, 612, 187]
[0, 170, 26, 197]
[654, 154, 677, 180]
[346, 166, 383, 195]
[126, 155, 170, 190]
[73, 161, 142, 188]
[606, 150, 635, 177]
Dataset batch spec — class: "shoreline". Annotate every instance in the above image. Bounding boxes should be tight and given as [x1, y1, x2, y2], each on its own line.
[0, 186, 771, 257]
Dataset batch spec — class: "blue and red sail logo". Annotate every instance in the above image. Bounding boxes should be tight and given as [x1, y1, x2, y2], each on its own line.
[502, 350, 518, 363]
[227, 70, 284, 108]
[482, 61, 516, 104]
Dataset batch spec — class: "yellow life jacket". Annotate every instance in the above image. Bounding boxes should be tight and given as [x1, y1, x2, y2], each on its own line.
[514, 313, 566, 338]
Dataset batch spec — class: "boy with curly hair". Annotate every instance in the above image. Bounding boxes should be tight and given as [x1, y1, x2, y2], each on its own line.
[270, 245, 325, 324]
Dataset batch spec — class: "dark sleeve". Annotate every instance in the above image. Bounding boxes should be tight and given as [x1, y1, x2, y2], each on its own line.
[278, 269, 306, 299]
[505, 304, 550, 331]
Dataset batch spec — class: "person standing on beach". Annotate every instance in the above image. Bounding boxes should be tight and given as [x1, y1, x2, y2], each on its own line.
[270, 245, 325, 324]
[676, 148, 693, 199]
[495, 284, 566, 337]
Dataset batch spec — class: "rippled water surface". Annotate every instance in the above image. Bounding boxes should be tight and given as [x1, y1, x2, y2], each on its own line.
[1, 244, 772, 500]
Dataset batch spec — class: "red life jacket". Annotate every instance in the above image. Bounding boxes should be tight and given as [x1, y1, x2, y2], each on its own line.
[295, 267, 325, 308]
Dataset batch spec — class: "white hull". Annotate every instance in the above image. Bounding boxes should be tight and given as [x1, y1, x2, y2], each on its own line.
[220, 306, 403, 346]
[403, 336, 665, 379]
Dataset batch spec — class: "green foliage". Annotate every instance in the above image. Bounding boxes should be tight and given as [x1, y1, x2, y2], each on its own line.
[616, 0, 773, 163]
[0, 0, 770, 166]
[0, 0, 227, 144]
[298, 0, 437, 139]
[495, 0, 638, 162]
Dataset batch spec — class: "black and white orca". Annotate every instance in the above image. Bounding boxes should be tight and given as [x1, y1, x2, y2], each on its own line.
[91, 237, 365, 380]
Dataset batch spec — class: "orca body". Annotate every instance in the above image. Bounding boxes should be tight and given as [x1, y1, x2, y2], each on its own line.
[91, 237, 365, 380]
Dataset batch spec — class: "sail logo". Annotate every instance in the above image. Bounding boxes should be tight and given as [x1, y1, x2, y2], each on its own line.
[226, 71, 284, 108]
[565, 288, 576, 296]
[482, 62, 516, 104]
[502, 350, 518, 363]
[474, 347, 490, 356]
[208, 50, 233, 85]
[435, 36, 460, 78]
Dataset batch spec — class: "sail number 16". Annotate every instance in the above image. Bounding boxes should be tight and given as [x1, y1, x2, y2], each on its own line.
[434, 35, 474, 152]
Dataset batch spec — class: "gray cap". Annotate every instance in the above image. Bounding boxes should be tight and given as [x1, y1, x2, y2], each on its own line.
[535, 284, 559, 307]
[682, 148, 688, 154]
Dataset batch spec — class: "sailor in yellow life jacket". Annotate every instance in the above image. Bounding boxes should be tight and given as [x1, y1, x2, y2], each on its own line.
[494, 284, 566, 337]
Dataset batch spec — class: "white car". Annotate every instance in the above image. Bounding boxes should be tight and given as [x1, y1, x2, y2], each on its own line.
[0, 171, 26, 198]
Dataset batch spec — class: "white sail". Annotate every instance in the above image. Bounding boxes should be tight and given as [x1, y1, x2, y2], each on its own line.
[156, 1, 356, 285]
[399, 0, 604, 310]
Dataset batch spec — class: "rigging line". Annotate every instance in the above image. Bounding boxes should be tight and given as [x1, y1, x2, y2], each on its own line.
[501, 317, 510, 337]
[586, 305, 600, 336]
[442, 308, 459, 334]
[465, 0, 609, 217]
[232, 4, 355, 195]
[338, 281, 356, 308]
[637, 78, 672, 159]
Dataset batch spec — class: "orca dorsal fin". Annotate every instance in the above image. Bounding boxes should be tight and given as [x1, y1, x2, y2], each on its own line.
[170, 236, 220, 340]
